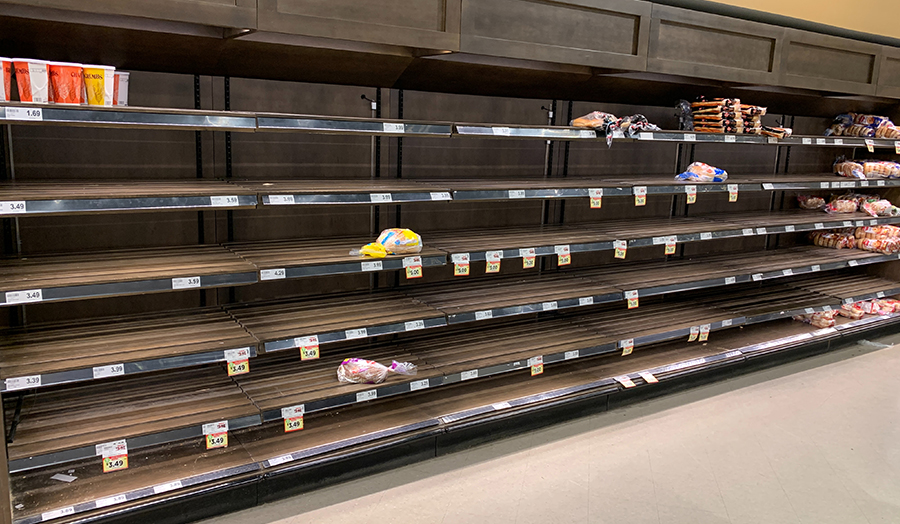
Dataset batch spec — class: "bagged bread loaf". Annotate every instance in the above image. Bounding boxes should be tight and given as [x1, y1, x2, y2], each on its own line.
[675, 162, 728, 182]
[337, 358, 418, 384]
[351, 228, 423, 258]
[793, 311, 836, 329]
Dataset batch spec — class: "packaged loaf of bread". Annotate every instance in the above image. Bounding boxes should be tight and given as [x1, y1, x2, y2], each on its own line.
[858, 236, 900, 254]
[798, 195, 826, 210]
[876, 299, 900, 313]
[839, 303, 865, 319]
[336, 358, 418, 384]
[571, 111, 617, 129]
[834, 159, 864, 178]
[824, 199, 858, 213]
[793, 310, 836, 328]
[854, 224, 900, 240]
[860, 200, 900, 217]
[809, 230, 856, 249]
[675, 162, 728, 182]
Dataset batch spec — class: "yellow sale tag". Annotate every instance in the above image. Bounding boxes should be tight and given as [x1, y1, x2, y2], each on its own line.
[699, 324, 710, 342]
[633, 186, 647, 207]
[206, 432, 228, 449]
[688, 326, 699, 342]
[866, 139, 875, 153]
[227, 359, 249, 376]
[454, 263, 470, 276]
[625, 290, 639, 309]
[895, 141, 900, 154]
[486, 251, 502, 274]
[531, 363, 543, 376]
[621, 339, 634, 356]
[685, 185, 697, 204]
[589, 188, 603, 209]
[558, 253, 571, 266]
[665, 236, 677, 255]
[728, 184, 738, 202]
[486, 261, 500, 273]
[614, 240, 627, 259]
[300, 346, 319, 361]
[405, 265, 423, 279]
[522, 256, 535, 269]
[102, 455, 128, 473]
[284, 416, 304, 433]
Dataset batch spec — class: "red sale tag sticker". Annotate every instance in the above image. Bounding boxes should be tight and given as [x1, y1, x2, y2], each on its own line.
[625, 290, 639, 309]
[665, 236, 677, 255]
[520, 248, 536, 269]
[614, 240, 627, 259]
[685, 185, 697, 204]
[555, 245, 571, 266]
[486, 251, 502, 274]
[452, 253, 470, 276]
[296, 335, 319, 361]
[403, 256, 423, 279]
[589, 188, 603, 209]
[633, 186, 647, 206]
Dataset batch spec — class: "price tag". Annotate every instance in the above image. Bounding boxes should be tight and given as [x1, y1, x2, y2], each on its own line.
[620, 339, 634, 356]
[5, 289, 42, 304]
[684, 133, 696, 141]
[508, 189, 526, 199]
[879, 180, 886, 186]
[832, 182, 842, 189]
[722, 319, 733, 327]
[93, 363, 124, 379]
[578, 297, 593, 306]
[260, 268, 286, 281]
[41, 507, 74, 521]
[638, 132, 653, 140]
[103, 454, 128, 473]
[537, 301, 557, 312]
[700, 232, 713, 241]
[268, 194, 295, 205]
[820, 182, 830, 189]
[268, 455, 293, 467]
[282, 405, 305, 433]
[768, 137, 778, 144]
[614, 240, 628, 259]
[756, 227, 767, 235]
[361, 260, 383, 272]
[615, 375, 636, 388]
[226, 359, 249, 376]
[816, 138, 826, 145]
[727, 184, 738, 202]
[520, 248, 536, 268]
[802, 138, 812, 145]
[96, 495, 128, 509]
[492, 127, 511, 136]
[822, 305, 832, 312]
[370, 193, 392, 203]
[811, 265, 821, 272]
[5, 375, 40, 391]
[580, 130, 596, 139]
[452, 253, 470, 276]
[834, 138, 844, 145]
[725, 276, 736, 285]
[743, 228, 754, 236]
[652, 236, 666, 245]
[153, 481, 183, 494]
[783, 268, 793, 276]
[0, 201, 26, 214]
[752, 273, 763, 281]
[665, 236, 677, 255]
[855, 220, 865, 227]
[870, 219, 878, 225]
[529, 356, 544, 376]
[844, 182, 857, 189]
[589, 188, 603, 209]
[555, 245, 571, 266]
[204, 421, 229, 449]
[699, 324, 711, 342]
[639, 372, 658, 384]
[403, 256, 423, 279]
[625, 290, 639, 309]
[895, 141, 900, 154]
[296, 335, 319, 361]
[785, 225, 795, 233]
[814, 223, 824, 230]
[210, 195, 239, 207]
[805, 307, 816, 314]
[843, 221, 853, 227]
[486, 250, 502, 273]
[475, 310, 493, 321]
[409, 379, 429, 391]
[430, 192, 451, 201]
[866, 139, 875, 153]
[685, 185, 697, 204]
[383, 122, 405, 133]
[564, 350, 580, 360]
[96, 439, 128, 458]
[461, 370, 478, 381]
[633, 186, 647, 206]
[172, 277, 201, 290]
[762, 183, 775, 190]
[689, 326, 700, 342]
[6, 106, 42, 120]
[405, 320, 425, 331]
[848, 260, 859, 267]
[345, 328, 367, 340]
[724, 135, 736, 143]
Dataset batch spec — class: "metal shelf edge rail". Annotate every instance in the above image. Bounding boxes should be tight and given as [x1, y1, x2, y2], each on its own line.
[256, 114, 452, 137]
[1, 346, 259, 393]
[256, 253, 446, 280]
[261, 316, 448, 352]
[0, 104, 257, 132]
[0, 195, 257, 217]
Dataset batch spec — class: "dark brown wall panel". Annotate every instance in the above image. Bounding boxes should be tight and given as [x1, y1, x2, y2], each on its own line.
[0, 0, 257, 28]
[780, 29, 881, 95]
[647, 5, 783, 84]
[876, 47, 900, 99]
[459, 0, 650, 70]
[257, 0, 461, 50]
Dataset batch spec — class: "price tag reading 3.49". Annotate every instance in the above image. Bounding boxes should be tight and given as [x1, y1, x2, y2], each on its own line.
[296, 335, 320, 360]
[203, 421, 229, 449]
[282, 405, 305, 433]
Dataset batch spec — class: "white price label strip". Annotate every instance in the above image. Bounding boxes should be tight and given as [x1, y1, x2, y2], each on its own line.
[409, 379, 430, 391]
[260, 268, 286, 280]
[203, 421, 229, 435]
[41, 507, 74, 521]
[615, 376, 636, 388]
[0, 201, 26, 214]
[564, 350, 580, 360]
[5, 289, 42, 304]
[153, 481, 183, 494]
[542, 301, 558, 311]
[475, 310, 493, 321]
[461, 370, 478, 381]
[210, 195, 239, 207]
[5, 375, 40, 391]
[93, 363, 125, 379]
[578, 297, 593, 306]
[492, 127, 511, 136]
[405, 320, 425, 331]
[370, 193, 392, 203]
[267, 455, 293, 467]
[361, 261, 383, 272]
[224, 347, 250, 362]
[172, 277, 201, 289]
[281, 405, 305, 419]
[639, 372, 658, 384]
[508, 189, 526, 199]
[268, 194, 295, 205]
[96, 494, 128, 509]
[724, 135, 736, 143]
[7, 107, 42, 121]
[345, 328, 367, 339]
[430, 192, 451, 201]
[383, 123, 404, 133]
[95, 440, 127, 458]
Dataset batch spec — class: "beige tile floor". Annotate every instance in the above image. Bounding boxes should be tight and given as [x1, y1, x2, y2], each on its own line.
[199, 333, 900, 524]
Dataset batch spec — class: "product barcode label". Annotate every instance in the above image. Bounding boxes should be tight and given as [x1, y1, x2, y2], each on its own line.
[805, 308, 815, 314]
[0, 201, 26, 214]
[153, 481, 183, 494]
[409, 379, 430, 391]
[803, 138, 812, 145]
[848, 260, 859, 267]
[762, 183, 775, 190]
[564, 350, 579, 360]
[815, 223, 824, 230]
[822, 305, 832, 312]
[6, 107, 42, 121]
[816, 138, 826, 145]
[725, 277, 736, 285]
[783, 268, 793, 276]
[811, 265, 821, 272]
[430, 192, 451, 201]
[403, 256, 422, 268]
[268, 194, 295, 205]
[756, 228, 767, 235]
[684, 133, 696, 141]
[370, 193, 392, 203]
[405, 320, 425, 331]
[768, 137, 778, 144]
[834, 138, 843, 145]
[345, 328, 368, 340]
[528, 356, 543, 366]
[210, 195, 239, 207]
[724, 135, 736, 143]
[451, 253, 469, 264]
[580, 130, 596, 138]
[578, 297, 593, 306]
[224, 347, 250, 362]
[508, 189, 526, 199]
[260, 268, 286, 280]
[700, 232, 712, 240]
[722, 319, 733, 327]
[383, 123, 404, 133]
[172, 277, 201, 289]
[752, 273, 763, 281]
[492, 127, 511, 136]
[93, 364, 125, 379]
[281, 405, 305, 419]
[743, 228, 754, 236]
[486, 250, 503, 262]
[855, 220, 865, 226]
[5, 375, 40, 391]
[832, 182, 842, 189]
[361, 261, 382, 272]
[5, 289, 42, 304]
[652, 237, 666, 245]
[879, 180, 886, 186]
[878, 291, 886, 298]
[95, 439, 128, 457]
[542, 301, 558, 311]
[785, 225, 795, 232]
[475, 310, 493, 321]
[356, 390, 377, 402]
[820, 182, 830, 189]
[461, 370, 478, 381]
[843, 221, 853, 227]
[860, 180, 870, 187]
